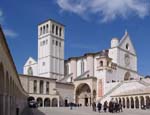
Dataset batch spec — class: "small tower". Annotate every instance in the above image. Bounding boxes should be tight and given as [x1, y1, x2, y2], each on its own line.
[38, 19, 64, 80]
[111, 38, 119, 48]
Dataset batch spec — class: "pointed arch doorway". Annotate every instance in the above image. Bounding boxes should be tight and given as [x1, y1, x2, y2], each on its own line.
[75, 83, 91, 106]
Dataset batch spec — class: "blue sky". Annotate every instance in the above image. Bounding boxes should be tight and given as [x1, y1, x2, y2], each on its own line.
[0, 0, 150, 76]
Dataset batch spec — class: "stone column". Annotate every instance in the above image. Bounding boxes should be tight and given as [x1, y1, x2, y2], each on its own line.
[133, 96, 136, 109]
[138, 96, 141, 109]
[43, 81, 46, 94]
[57, 97, 60, 107]
[129, 97, 131, 109]
[144, 96, 146, 107]
[37, 80, 40, 94]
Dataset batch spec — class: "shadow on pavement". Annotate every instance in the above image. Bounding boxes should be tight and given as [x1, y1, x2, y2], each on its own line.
[21, 107, 45, 115]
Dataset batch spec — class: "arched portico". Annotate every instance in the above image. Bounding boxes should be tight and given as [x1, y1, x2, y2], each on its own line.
[126, 97, 130, 108]
[37, 97, 43, 107]
[140, 96, 144, 108]
[146, 96, 150, 108]
[130, 97, 134, 109]
[27, 96, 35, 102]
[135, 97, 139, 108]
[64, 99, 69, 107]
[122, 98, 125, 108]
[75, 83, 91, 106]
[52, 98, 58, 107]
[44, 98, 50, 107]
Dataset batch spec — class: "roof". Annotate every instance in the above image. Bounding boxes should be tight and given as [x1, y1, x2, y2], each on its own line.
[112, 87, 150, 97]
[38, 18, 65, 26]
[65, 50, 108, 62]
[19, 74, 57, 81]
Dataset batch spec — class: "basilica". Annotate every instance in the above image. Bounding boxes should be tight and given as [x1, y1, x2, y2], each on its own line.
[19, 19, 150, 108]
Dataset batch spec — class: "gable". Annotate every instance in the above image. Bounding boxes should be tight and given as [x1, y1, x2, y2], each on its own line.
[24, 57, 37, 66]
[118, 32, 136, 55]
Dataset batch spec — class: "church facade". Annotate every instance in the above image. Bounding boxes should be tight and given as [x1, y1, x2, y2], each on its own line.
[21, 19, 150, 108]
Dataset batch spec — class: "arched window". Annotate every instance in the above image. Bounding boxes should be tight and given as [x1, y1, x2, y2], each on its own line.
[52, 24, 54, 33]
[126, 43, 129, 50]
[46, 24, 49, 33]
[28, 67, 33, 75]
[81, 60, 84, 74]
[124, 72, 130, 81]
[100, 61, 103, 67]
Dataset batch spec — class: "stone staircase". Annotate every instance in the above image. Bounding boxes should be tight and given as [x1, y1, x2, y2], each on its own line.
[138, 80, 150, 86]
[99, 82, 123, 103]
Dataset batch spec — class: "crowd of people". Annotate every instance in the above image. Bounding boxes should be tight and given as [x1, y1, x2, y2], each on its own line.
[92, 101, 123, 113]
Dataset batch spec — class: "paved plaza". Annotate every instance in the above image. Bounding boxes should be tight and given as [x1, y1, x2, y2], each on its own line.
[22, 107, 150, 115]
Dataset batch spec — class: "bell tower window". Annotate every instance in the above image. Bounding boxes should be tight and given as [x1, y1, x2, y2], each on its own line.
[40, 27, 42, 35]
[46, 24, 49, 33]
[59, 28, 62, 36]
[100, 61, 103, 67]
[43, 26, 45, 34]
[56, 26, 58, 35]
[52, 24, 54, 34]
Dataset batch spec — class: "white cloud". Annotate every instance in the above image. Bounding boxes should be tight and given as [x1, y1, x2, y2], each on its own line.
[0, 9, 18, 38]
[56, 0, 150, 22]
[3, 29, 18, 38]
[0, 9, 4, 23]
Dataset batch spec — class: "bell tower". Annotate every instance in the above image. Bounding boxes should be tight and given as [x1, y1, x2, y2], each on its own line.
[37, 19, 64, 80]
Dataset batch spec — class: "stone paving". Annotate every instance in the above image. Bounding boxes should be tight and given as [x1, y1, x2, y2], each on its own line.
[23, 107, 150, 115]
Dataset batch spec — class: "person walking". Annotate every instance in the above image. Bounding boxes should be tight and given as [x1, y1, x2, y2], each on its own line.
[97, 102, 102, 113]
[109, 101, 113, 113]
[103, 101, 108, 112]
[119, 103, 123, 112]
[92, 102, 96, 112]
